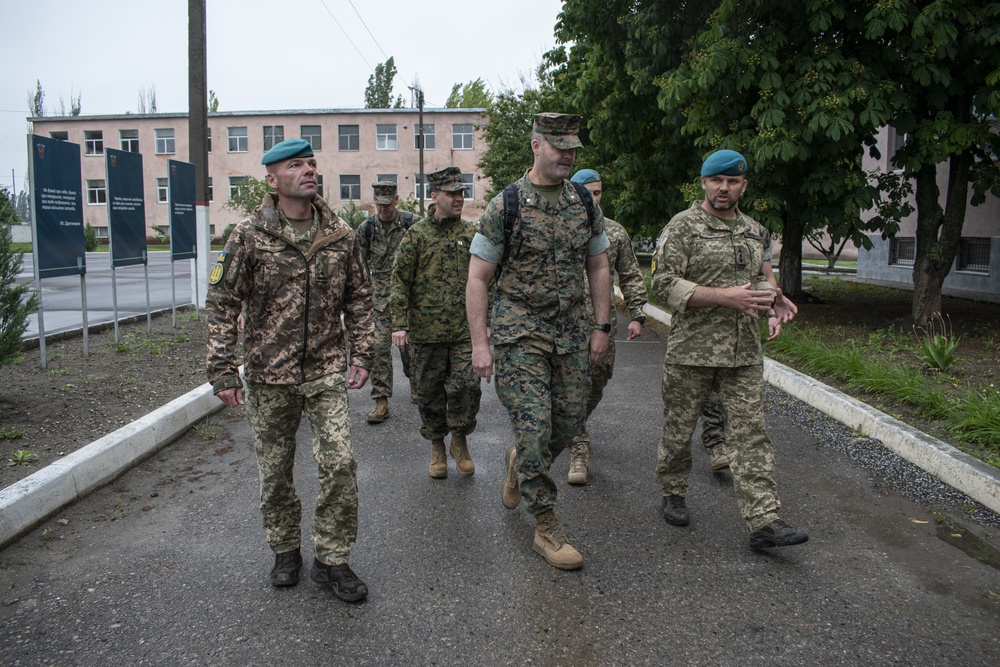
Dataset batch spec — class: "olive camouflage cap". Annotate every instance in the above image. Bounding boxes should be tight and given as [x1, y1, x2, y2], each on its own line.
[372, 180, 398, 204]
[533, 113, 584, 150]
[427, 166, 467, 193]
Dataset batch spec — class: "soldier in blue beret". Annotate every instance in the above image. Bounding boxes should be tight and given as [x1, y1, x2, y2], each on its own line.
[207, 136, 375, 601]
[649, 149, 808, 550]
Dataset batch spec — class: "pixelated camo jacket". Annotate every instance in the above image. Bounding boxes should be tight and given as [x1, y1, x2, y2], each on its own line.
[206, 193, 375, 392]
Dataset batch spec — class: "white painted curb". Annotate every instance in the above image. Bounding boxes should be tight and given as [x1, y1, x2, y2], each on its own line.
[0, 382, 224, 548]
[636, 299, 1000, 515]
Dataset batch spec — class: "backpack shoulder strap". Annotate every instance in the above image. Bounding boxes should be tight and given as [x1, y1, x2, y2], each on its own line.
[571, 181, 596, 226]
[402, 211, 414, 229]
[495, 183, 521, 281]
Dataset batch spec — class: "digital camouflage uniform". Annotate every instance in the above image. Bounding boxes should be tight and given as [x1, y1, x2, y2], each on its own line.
[650, 201, 782, 533]
[700, 224, 772, 453]
[473, 172, 609, 515]
[389, 210, 482, 441]
[576, 218, 648, 440]
[359, 206, 412, 400]
[206, 192, 374, 565]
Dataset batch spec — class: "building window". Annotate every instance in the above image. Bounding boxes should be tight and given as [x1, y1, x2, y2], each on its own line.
[957, 238, 991, 273]
[414, 124, 435, 150]
[462, 173, 474, 200]
[206, 127, 212, 153]
[301, 125, 322, 150]
[376, 124, 397, 151]
[208, 177, 214, 202]
[86, 179, 106, 205]
[340, 175, 361, 200]
[120, 129, 139, 153]
[84, 130, 104, 156]
[376, 173, 397, 184]
[414, 174, 429, 200]
[156, 178, 168, 204]
[452, 123, 474, 150]
[95, 226, 109, 239]
[229, 176, 247, 200]
[155, 129, 175, 154]
[316, 175, 324, 198]
[338, 125, 359, 151]
[228, 126, 248, 153]
[888, 127, 907, 171]
[50, 131, 69, 141]
[263, 125, 284, 151]
[889, 237, 916, 266]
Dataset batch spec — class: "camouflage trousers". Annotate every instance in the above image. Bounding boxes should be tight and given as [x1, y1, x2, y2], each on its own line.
[409, 340, 482, 441]
[654, 362, 781, 532]
[246, 378, 358, 565]
[572, 338, 617, 447]
[370, 308, 411, 399]
[495, 342, 590, 515]
[700, 393, 726, 450]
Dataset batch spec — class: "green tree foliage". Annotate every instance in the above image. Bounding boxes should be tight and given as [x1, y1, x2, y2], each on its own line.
[867, 1, 1000, 325]
[365, 57, 405, 109]
[445, 79, 494, 108]
[208, 90, 219, 113]
[0, 187, 39, 366]
[28, 80, 44, 117]
[15, 190, 29, 222]
[222, 175, 274, 218]
[83, 222, 98, 251]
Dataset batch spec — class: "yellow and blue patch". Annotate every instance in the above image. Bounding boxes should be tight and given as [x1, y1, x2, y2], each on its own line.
[209, 251, 228, 285]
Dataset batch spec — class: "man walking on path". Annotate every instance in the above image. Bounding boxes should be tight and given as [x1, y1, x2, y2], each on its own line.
[390, 167, 482, 479]
[206, 138, 375, 601]
[650, 148, 807, 550]
[566, 168, 648, 485]
[466, 113, 611, 570]
[359, 180, 414, 424]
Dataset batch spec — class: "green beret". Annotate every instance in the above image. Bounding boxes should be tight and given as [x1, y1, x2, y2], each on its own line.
[261, 138, 313, 165]
[701, 149, 748, 176]
[533, 113, 584, 150]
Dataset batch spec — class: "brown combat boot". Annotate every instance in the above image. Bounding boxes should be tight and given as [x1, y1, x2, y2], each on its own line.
[367, 397, 389, 424]
[410, 378, 418, 404]
[429, 440, 447, 478]
[708, 443, 730, 471]
[567, 437, 589, 485]
[533, 511, 583, 570]
[501, 447, 521, 509]
[449, 433, 475, 477]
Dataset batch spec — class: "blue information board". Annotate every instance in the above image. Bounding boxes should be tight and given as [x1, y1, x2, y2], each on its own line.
[168, 160, 197, 261]
[105, 148, 148, 268]
[28, 135, 86, 278]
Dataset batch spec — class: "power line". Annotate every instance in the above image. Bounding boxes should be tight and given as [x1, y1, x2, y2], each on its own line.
[316, 0, 374, 72]
[347, 0, 387, 61]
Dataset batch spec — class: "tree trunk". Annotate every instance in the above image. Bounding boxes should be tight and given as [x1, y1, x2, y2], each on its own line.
[778, 210, 805, 297]
[910, 153, 971, 326]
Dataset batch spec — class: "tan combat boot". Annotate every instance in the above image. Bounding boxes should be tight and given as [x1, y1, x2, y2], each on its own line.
[708, 443, 730, 471]
[501, 447, 521, 509]
[367, 397, 389, 424]
[449, 434, 475, 477]
[567, 437, 589, 485]
[429, 440, 447, 478]
[533, 511, 583, 570]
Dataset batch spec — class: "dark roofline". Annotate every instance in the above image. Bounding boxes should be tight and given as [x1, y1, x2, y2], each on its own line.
[28, 107, 488, 123]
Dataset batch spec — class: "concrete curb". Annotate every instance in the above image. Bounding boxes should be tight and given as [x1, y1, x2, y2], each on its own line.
[637, 298, 1000, 515]
[0, 382, 223, 549]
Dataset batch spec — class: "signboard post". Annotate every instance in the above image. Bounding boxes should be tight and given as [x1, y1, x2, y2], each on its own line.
[168, 159, 197, 326]
[105, 148, 150, 341]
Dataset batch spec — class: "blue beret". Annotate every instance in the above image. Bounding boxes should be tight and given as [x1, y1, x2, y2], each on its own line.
[700, 149, 748, 177]
[261, 138, 314, 165]
[570, 169, 602, 185]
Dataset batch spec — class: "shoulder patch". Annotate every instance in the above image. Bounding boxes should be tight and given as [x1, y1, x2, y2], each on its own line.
[209, 251, 229, 285]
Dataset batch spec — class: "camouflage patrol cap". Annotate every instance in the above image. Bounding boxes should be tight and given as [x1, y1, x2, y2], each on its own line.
[372, 180, 398, 204]
[427, 166, 467, 193]
[533, 113, 584, 150]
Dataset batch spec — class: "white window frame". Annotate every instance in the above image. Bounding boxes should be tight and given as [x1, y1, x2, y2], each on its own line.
[461, 173, 474, 200]
[340, 175, 361, 200]
[208, 177, 214, 202]
[156, 178, 168, 204]
[301, 125, 322, 150]
[206, 127, 212, 153]
[263, 125, 284, 151]
[452, 123, 474, 150]
[338, 125, 359, 151]
[86, 179, 106, 205]
[155, 128, 175, 155]
[227, 126, 248, 153]
[84, 130, 104, 156]
[119, 129, 139, 153]
[229, 176, 247, 200]
[376, 124, 398, 151]
[414, 174, 429, 201]
[414, 124, 435, 150]
[316, 174, 324, 198]
[376, 173, 397, 184]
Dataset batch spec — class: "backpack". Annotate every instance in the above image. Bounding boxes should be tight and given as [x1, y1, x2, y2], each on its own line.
[494, 180, 596, 282]
[360, 210, 414, 261]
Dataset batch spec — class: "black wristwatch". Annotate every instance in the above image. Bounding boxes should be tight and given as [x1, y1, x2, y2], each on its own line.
[632, 315, 646, 325]
[593, 323, 612, 333]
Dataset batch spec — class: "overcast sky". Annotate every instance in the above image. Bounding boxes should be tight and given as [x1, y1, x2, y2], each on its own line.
[0, 0, 566, 195]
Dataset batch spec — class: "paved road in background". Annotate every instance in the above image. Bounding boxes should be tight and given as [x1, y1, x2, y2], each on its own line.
[1, 315, 998, 665]
[17, 251, 200, 338]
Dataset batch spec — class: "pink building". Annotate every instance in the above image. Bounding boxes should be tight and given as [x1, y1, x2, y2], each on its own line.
[30, 107, 490, 241]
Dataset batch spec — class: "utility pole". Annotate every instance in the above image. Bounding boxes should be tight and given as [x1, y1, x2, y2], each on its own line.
[417, 88, 425, 217]
[188, 0, 210, 308]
